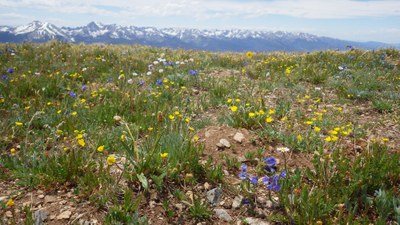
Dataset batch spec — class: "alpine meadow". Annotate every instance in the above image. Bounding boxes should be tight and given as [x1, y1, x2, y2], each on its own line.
[0, 42, 399, 224]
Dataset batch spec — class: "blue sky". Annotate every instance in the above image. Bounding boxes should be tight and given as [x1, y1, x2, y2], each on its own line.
[0, 0, 399, 43]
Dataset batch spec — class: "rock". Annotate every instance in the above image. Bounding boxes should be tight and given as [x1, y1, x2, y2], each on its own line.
[0, 196, 6, 202]
[232, 196, 243, 209]
[34, 209, 48, 225]
[37, 190, 44, 194]
[203, 182, 211, 190]
[149, 201, 156, 208]
[233, 132, 245, 143]
[219, 139, 231, 148]
[207, 187, 223, 206]
[38, 194, 45, 199]
[216, 142, 224, 149]
[256, 196, 267, 205]
[56, 210, 72, 220]
[223, 170, 230, 176]
[222, 198, 233, 209]
[244, 217, 270, 225]
[214, 208, 232, 222]
[5, 211, 12, 218]
[175, 203, 184, 211]
[44, 195, 57, 203]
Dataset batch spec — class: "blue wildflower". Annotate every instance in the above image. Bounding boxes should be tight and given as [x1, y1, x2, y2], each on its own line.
[264, 157, 277, 167]
[280, 170, 287, 178]
[249, 176, 258, 185]
[1, 75, 9, 81]
[7, 68, 14, 74]
[68, 91, 77, 98]
[240, 163, 247, 172]
[138, 80, 145, 86]
[82, 84, 88, 91]
[241, 198, 251, 205]
[244, 61, 249, 66]
[189, 69, 198, 76]
[262, 176, 270, 185]
[156, 79, 163, 85]
[239, 171, 247, 180]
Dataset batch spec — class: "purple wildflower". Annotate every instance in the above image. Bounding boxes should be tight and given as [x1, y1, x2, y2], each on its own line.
[82, 84, 88, 91]
[240, 163, 247, 172]
[68, 91, 77, 98]
[249, 176, 258, 185]
[7, 68, 14, 74]
[264, 157, 277, 167]
[189, 69, 198, 76]
[280, 170, 287, 178]
[156, 79, 163, 85]
[138, 80, 145, 86]
[239, 171, 247, 180]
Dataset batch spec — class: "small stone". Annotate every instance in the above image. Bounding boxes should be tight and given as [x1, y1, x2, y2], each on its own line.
[59, 200, 67, 205]
[223, 198, 233, 209]
[256, 196, 267, 205]
[0, 196, 6, 202]
[219, 139, 231, 148]
[175, 203, 184, 211]
[149, 201, 156, 208]
[22, 201, 32, 207]
[56, 210, 72, 220]
[44, 195, 57, 203]
[223, 170, 229, 176]
[203, 182, 211, 190]
[113, 115, 122, 122]
[207, 187, 223, 206]
[244, 217, 270, 225]
[214, 208, 232, 222]
[233, 132, 245, 143]
[5, 211, 12, 218]
[232, 196, 243, 209]
[38, 194, 45, 199]
[37, 190, 44, 194]
[34, 209, 48, 225]
[216, 142, 224, 148]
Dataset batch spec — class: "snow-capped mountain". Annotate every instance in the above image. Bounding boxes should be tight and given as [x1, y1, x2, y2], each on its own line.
[0, 21, 396, 51]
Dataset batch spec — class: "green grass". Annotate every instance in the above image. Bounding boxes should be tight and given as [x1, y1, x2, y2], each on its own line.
[0, 42, 399, 224]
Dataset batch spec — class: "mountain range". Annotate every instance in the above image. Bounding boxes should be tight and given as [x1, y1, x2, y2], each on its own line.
[0, 21, 398, 52]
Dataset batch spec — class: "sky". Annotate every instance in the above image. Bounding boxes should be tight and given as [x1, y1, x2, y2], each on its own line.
[0, 0, 399, 43]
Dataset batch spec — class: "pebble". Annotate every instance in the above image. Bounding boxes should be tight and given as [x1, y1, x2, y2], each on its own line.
[56, 210, 72, 220]
[232, 196, 243, 209]
[34, 209, 48, 225]
[214, 208, 232, 222]
[244, 217, 271, 225]
[233, 132, 245, 143]
[5, 211, 12, 218]
[38, 194, 45, 199]
[44, 195, 57, 203]
[219, 139, 231, 148]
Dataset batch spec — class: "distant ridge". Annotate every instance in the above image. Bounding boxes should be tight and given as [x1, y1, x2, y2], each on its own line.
[0, 21, 398, 52]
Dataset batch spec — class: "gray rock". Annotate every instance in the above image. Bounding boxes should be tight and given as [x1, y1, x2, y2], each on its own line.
[232, 196, 243, 209]
[207, 187, 223, 206]
[219, 139, 231, 148]
[34, 209, 48, 225]
[245, 217, 271, 225]
[233, 132, 245, 143]
[214, 208, 232, 222]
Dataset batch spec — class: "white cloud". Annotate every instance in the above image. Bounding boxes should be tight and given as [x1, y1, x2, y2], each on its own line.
[3, 0, 400, 20]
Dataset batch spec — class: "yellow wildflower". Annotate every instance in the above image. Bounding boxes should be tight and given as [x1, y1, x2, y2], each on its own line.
[97, 145, 105, 152]
[246, 51, 254, 58]
[160, 152, 168, 159]
[314, 126, 321, 132]
[107, 155, 116, 166]
[249, 112, 256, 117]
[6, 199, 15, 207]
[15, 122, 23, 126]
[266, 116, 273, 123]
[230, 106, 238, 112]
[77, 139, 85, 147]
